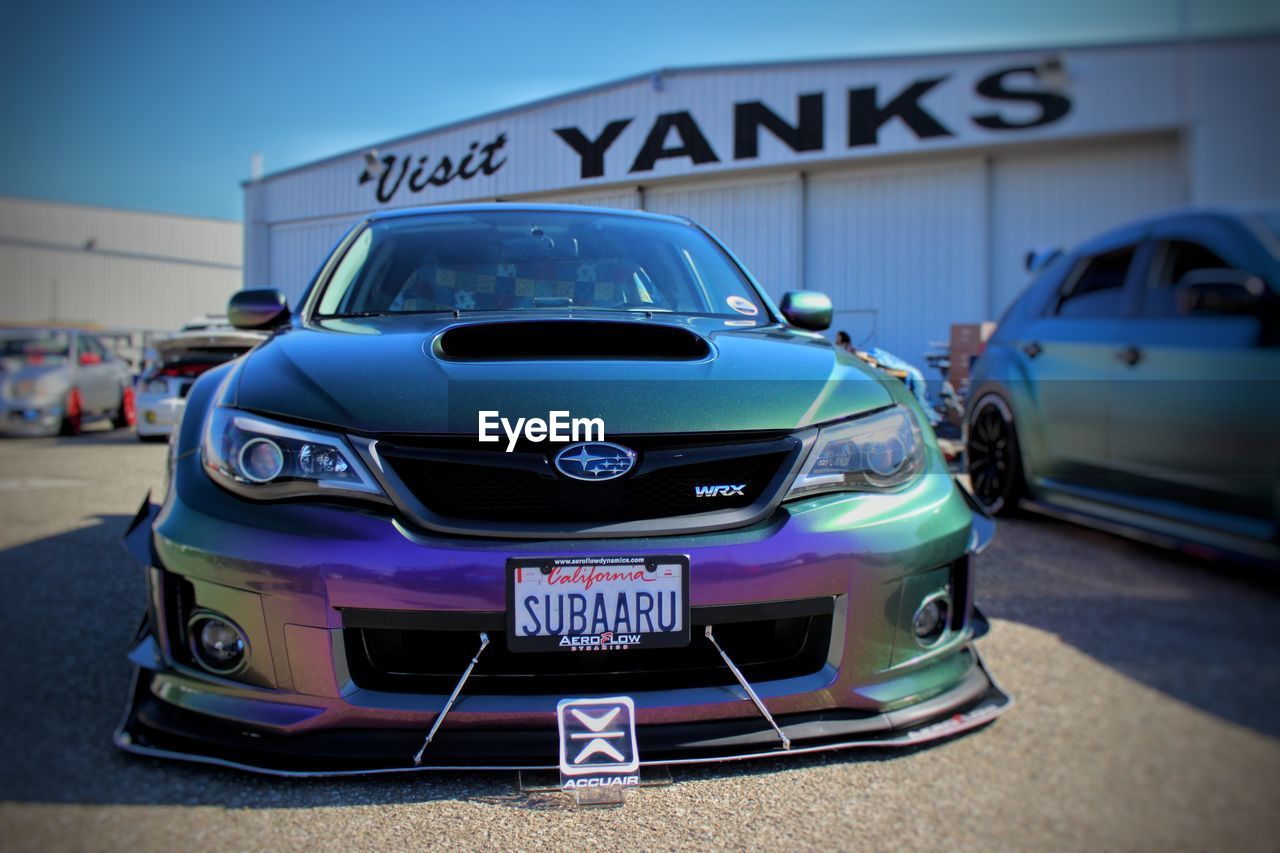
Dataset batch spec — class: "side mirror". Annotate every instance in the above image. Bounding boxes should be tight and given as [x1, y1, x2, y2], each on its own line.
[1177, 269, 1271, 316]
[779, 290, 833, 331]
[229, 288, 291, 330]
[78, 352, 102, 366]
[1024, 247, 1063, 273]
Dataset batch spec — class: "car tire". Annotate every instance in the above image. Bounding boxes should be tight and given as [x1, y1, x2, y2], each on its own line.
[59, 388, 83, 437]
[965, 394, 1025, 516]
[112, 385, 136, 429]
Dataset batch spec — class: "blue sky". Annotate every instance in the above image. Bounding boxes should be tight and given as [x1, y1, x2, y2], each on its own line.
[1, 0, 1275, 221]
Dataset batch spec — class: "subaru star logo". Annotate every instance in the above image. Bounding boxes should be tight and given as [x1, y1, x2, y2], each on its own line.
[554, 441, 637, 481]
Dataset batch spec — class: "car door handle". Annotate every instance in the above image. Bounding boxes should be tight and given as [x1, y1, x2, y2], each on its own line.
[1022, 342, 1042, 359]
[1116, 346, 1143, 366]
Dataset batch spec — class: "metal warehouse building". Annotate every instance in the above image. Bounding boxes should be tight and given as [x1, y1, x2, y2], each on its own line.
[0, 196, 242, 331]
[244, 35, 1279, 363]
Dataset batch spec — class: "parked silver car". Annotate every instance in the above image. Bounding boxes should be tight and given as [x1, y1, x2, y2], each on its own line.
[0, 327, 135, 436]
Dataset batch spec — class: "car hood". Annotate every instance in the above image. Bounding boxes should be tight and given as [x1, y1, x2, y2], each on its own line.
[0, 360, 71, 397]
[232, 313, 894, 435]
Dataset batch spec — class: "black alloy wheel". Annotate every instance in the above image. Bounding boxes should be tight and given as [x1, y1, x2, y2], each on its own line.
[966, 395, 1024, 516]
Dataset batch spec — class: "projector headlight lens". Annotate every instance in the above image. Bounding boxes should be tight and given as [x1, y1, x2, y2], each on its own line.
[238, 437, 285, 483]
[787, 405, 926, 499]
[202, 407, 385, 501]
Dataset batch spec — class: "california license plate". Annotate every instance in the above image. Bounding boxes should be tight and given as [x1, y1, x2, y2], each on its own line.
[506, 555, 690, 653]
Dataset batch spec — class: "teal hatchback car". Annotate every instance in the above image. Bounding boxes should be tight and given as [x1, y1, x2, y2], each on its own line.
[966, 207, 1279, 566]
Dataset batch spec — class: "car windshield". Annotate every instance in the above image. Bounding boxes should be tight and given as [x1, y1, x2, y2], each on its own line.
[0, 330, 71, 363]
[314, 210, 767, 319]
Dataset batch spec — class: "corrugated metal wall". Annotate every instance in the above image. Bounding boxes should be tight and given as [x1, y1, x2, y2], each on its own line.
[526, 188, 642, 209]
[804, 136, 1182, 362]
[255, 134, 1184, 367]
[240, 38, 1253, 370]
[990, 134, 1184, 311]
[642, 176, 803, 302]
[266, 217, 356, 303]
[806, 157, 988, 361]
[0, 196, 242, 330]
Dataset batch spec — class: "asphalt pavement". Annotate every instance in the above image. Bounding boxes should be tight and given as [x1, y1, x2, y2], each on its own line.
[1, 426, 1278, 850]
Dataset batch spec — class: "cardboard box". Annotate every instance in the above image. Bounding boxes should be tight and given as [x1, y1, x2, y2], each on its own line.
[948, 321, 997, 385]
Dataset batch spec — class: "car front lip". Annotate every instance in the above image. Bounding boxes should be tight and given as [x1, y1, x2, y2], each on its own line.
[114, 644, 1010, 776]
[114, 449, 1009, 775]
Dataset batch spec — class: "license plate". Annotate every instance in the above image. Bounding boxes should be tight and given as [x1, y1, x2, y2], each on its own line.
[506, 555, 690, 653]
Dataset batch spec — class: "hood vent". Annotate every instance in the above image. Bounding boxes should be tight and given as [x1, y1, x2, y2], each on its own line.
[435, 320, 711, 361]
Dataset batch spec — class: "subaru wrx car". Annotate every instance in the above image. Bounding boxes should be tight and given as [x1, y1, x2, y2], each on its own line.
[965, 206, 1279, 566]
[117, 205, 1009, 775]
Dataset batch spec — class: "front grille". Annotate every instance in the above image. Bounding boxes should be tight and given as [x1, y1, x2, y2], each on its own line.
[376, 434, 798, 525]
[343, 599, 834, 695]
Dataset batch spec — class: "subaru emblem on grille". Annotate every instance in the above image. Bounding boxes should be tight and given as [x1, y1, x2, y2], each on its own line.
[554, 441, 637, 481]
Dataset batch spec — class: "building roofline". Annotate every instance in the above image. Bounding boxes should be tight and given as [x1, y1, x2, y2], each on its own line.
[0, 193, 240, 226]
[244, 31, 1278, 187]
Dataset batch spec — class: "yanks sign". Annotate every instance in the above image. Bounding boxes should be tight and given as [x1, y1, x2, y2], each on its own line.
[359, 63, 1071, 204]
[554, 65, 1070, 179]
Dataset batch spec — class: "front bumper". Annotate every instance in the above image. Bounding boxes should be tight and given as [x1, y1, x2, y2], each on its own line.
[0, 401, 64, 436]
[115, 453, 1010, 776]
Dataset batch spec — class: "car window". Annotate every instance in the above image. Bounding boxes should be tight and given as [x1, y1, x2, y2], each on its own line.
[82, 335, 108, 359]
[1143, 241, 1229, 317]
[1054, 247, 1135, 318]
[315, 211, 766, 319]
[0, 330, 70, 362]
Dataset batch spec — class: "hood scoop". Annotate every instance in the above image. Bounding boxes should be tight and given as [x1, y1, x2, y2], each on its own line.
[434, 320, 712, 361]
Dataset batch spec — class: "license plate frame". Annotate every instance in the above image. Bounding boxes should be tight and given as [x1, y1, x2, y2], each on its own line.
[506, 555, 691, 653]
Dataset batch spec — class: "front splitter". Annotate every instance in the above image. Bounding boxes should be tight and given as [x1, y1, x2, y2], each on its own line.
[114, 649, 1012, 777]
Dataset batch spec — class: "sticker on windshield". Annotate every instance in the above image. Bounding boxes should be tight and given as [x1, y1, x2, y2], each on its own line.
[726, 295, 758, 316]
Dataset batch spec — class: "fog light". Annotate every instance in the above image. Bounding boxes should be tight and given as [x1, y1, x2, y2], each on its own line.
[913, 595, 949, 646]
[187, 612, 248, 674]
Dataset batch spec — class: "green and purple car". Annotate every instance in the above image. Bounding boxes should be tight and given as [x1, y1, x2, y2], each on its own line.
[117, 205, 1009, 775]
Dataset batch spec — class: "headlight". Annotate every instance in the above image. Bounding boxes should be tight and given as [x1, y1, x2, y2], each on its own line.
[202, 407, 386, 501]
[786, 405, 925, 499]
[143, 379, 170, 394]
[10, 379, 38, 398]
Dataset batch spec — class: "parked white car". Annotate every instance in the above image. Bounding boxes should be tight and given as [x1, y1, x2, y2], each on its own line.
[135, 326, 264, 440]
